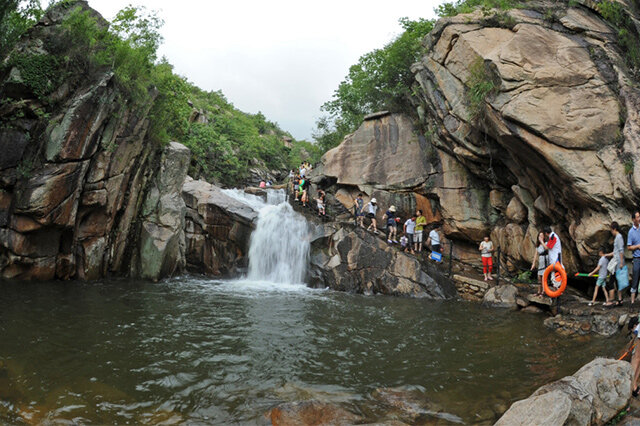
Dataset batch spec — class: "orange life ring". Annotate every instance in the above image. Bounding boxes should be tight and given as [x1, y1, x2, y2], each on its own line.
[542, 262, 567, 298]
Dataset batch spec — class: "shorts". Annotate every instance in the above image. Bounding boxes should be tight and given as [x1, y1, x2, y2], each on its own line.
[356, 211, 365, 217]
[366, 213, 375, 219]
[387, 222, 397, 229]
[596, 276, 607, 287]
[414, 231, 423, 243]
[432, 244, 441, 253]
[606, 274, 618, 291]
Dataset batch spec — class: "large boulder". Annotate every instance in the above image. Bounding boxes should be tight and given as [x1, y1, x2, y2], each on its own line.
[496, 357, 632, 425]
[482, 284, 518, 309]
[309, 225, 458, 299]
[182, 178, 257, 276]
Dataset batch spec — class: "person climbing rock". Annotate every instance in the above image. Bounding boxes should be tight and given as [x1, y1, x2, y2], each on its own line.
[316, 190, 326, 216]
[354, 194, 365, 228]
[383, 205, 398, 244]
[403, 214, 416, 255]
[479, 235, 494, 281]
[365, 198, 379, 234]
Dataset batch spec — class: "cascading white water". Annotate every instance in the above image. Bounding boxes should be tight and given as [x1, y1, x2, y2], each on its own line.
[222, 189, 309, 284]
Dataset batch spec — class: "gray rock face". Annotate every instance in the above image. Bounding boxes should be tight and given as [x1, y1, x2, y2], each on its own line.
[482, 284, 518, 309]
[495, 357, 632, 426]
[309, 225, 457, 298]
[182, 178, 256, 276]
[137, 143, 190, 281]
[0, 3, 189, 281]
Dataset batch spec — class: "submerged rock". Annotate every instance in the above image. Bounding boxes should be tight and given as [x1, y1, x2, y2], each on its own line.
[267, 400, 360, 425]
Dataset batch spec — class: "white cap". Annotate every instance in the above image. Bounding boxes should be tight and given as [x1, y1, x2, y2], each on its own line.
[371, 198, 377, 203]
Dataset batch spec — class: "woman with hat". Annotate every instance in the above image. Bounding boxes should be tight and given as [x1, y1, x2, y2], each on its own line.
[383, 205, 399, 244]
[365, 198, 379, 234]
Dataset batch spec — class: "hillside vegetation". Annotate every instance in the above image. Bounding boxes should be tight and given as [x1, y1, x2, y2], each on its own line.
[0, 0, 320, 186]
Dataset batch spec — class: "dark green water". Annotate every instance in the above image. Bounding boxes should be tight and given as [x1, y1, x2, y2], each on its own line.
[0, 277, 625, 424]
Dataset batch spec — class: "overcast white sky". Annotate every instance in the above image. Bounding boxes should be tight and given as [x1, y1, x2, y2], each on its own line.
[86, 0, 446, 140]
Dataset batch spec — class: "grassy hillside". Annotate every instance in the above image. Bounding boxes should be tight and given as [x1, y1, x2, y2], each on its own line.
[0, 0, 321, 186]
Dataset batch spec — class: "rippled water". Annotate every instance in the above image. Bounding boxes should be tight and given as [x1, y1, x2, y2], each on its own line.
[0, 277, 625, 424]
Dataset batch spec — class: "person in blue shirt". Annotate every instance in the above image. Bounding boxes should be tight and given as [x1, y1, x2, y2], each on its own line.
[628, 211, 640, 304]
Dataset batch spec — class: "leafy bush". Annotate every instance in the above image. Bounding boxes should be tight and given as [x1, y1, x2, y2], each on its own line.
[467, 57, 497, 121]
[7, 53, 61, 98]
[435, 0, 522, 17]
[0, 0, 43, 58]
[596, 0, 640, 76]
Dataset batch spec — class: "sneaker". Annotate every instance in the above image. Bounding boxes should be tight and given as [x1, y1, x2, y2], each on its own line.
[392, 240, 398, 243]
[387, 239, 393, 244]
[374, 231, 379, 235]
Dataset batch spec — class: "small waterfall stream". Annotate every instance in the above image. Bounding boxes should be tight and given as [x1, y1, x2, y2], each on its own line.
[222, 189, 309, 284]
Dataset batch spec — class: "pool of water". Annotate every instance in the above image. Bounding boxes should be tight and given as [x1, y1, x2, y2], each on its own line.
[0, 277, 625, 424]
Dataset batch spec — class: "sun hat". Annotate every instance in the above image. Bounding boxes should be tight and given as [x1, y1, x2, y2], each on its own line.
[371, 198, 377, 203]
[389, 206, 396, 212]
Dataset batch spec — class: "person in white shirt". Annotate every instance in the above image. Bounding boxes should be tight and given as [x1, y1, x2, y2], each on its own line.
[365, 198, 378, 234]
[479, 236, 494, 281]
[427, 224, 441, 253]
[403, 215, 416, 255]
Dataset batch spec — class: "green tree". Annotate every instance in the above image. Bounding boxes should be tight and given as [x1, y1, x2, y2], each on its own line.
[316, 17, 434, 151]
[0, 0, 43, 58]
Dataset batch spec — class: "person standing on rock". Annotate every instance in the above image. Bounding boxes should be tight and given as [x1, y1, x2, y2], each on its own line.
[627, 211, 640, 304]
[354, 194, 365, 228]
[427, 223, 441, 254]
[479, 235, 494, 281]
[300, 177, 311, 207]
[531, 231, 549, 296]
[414, 210, 427, 253]
[605, 222, 625, 307]
[383, 205, 398, 244]
[316, 190, 326, 216]
[587, 247, 611, 306]
[403, 214, 416, 255]
[365, 198, 379, 234]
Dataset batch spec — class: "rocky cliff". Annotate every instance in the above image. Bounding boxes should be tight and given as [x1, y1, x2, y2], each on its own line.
[316, 0, 640, 273]
[0, 2, 190, 281]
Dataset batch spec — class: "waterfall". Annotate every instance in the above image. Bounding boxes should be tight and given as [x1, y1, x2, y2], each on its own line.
[222, 189, 309, 284]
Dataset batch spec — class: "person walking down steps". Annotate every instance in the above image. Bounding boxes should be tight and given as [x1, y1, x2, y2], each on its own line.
[365, 198, 379, 234]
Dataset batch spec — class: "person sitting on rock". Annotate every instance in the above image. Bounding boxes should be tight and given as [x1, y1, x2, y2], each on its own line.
[414, 210, 427, 252]
[587, 247, 611, 306]
[400, 233, 409, 252]
[365, 198, 379, 234]
[479, 235, 494, 281]
[354, 194, 365, 228]
[383, 205, 398, 244]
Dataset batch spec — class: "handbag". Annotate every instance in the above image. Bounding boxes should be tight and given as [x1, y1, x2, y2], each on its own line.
[617, 264, 630, 291]
[608, 256, 618, 274]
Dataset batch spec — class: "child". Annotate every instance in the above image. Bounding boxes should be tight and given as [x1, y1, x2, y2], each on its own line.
[587, 247, 611, 306]
[479, 236, 494, 281]
[316, 190, 326, 216]
[400, 234, 409, 252]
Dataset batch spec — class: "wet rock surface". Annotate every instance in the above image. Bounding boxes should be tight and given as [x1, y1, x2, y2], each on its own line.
[308, 223, 458, 299]
[267, 400, 361, 426]
[182, 178, 256, 276]
[496, 357, 632, 426]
